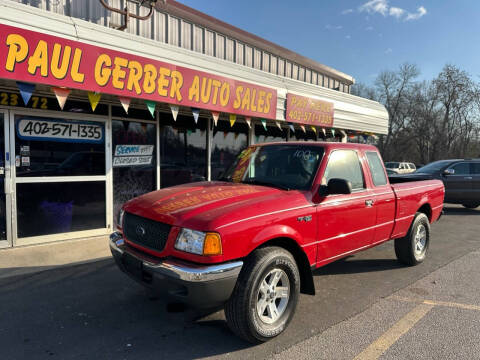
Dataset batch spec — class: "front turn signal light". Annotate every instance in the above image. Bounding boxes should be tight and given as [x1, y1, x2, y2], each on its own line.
[203, 233, 222, 256]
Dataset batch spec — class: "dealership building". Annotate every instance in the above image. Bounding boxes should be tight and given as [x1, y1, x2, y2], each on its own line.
[0, 0, 388, 248]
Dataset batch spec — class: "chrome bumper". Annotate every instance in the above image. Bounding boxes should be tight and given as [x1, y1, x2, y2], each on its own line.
[109, 232, 243, 308]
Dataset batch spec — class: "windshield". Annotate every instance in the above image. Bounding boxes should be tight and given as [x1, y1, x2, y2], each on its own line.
[385, 162, 399, 168]
[221, 145, 324, 190]
[416, 160, 454, 174]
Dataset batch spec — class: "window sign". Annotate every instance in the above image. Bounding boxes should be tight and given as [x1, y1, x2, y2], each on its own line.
[114, 145, 154, 156]
[113, 156, 152, 167]
[16, 118, 104, 144]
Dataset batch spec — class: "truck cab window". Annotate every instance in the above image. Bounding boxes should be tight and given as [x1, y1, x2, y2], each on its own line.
[323, 150, 365, 191]
[366, 151, 388, 186]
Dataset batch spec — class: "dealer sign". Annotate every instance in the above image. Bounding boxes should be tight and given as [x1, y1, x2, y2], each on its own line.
[286, 93, 334, 127]
[0, 24, 277, 120]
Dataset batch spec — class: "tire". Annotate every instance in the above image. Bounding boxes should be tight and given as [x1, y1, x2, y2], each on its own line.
[394, 212, 430, 266]
[225, 246, 300, 343]
[462, 203, 479, 209]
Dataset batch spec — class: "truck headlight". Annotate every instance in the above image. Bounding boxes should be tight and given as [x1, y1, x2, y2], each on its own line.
[175, 228, 222, 256]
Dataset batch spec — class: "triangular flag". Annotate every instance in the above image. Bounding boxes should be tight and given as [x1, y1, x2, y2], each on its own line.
[192, 108, 200, 124]
[322, 128, 326, 136]
[245, 117, 252, 128]
[331, 129, 335, 137]
[118, 96, 131, 114]
[17, 82, 35, 105]
[289, 123, 295, 132]
[311, 126, 317, 134]
[261, 119, 267, 131]
[229, 114, 236, 127]
[170, 105, 179, 121]
[300, 125, 306, 133]
[362, 134, 369, 142]
[276, 121, 282, 130]
[187, 129, 193, 136]
[88, 92, 101, 112]
[211, 111, 220, 126]
[145, 100, 156, 118]
[52, 87, 70, 110]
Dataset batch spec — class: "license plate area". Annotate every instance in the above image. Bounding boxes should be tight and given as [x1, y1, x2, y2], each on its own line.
[122, 253, 143, 279]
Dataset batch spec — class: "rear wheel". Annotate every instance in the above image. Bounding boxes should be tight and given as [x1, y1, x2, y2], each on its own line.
[225, 246, 300, 343]
[395, 212, 430, 266]
[462, 203, 479, 209]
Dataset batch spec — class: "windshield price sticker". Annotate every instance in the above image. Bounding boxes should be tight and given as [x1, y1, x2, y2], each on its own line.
[113, 156, 152, 167]
[16, 118, 104, 143]
[115, 145, 154, 156]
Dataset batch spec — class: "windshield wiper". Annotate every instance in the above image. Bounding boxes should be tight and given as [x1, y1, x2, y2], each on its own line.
[241, 179, 290, 191]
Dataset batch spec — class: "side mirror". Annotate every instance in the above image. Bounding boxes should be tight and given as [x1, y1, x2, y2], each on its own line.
[319, 178, 352, 196]
[443, 168, 455, 176]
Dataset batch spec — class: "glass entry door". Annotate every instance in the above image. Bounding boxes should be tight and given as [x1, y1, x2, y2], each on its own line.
[0, 110, 11, 248]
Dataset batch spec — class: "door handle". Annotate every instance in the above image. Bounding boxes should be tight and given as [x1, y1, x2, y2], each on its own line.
[365, 199, 374, 207]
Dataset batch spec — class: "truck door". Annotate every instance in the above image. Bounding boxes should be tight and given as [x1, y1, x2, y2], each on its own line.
[365, 151, 395, 243]
[316, 149, 376, 263]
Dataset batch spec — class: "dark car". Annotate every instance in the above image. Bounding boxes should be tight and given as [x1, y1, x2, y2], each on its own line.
[390, 159, 480, 208]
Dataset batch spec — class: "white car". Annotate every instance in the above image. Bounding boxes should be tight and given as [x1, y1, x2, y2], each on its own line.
[385, 162, 416, 174]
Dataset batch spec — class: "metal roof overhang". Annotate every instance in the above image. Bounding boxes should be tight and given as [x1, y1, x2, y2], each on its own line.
[0, 1, 389, 134]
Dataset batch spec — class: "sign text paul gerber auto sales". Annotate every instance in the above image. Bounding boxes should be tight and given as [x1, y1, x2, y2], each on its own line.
[0, 24, 277, 119]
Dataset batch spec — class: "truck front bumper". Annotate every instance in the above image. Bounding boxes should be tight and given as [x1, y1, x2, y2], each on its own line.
[109, 232, 243, 308]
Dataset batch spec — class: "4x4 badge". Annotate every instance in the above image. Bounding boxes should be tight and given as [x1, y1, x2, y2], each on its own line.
[297, 215, 312, 222]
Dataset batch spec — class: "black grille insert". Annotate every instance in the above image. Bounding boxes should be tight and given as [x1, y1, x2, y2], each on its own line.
[123, 212, 171, 252]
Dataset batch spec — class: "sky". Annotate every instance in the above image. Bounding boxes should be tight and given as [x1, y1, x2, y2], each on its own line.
[176, 0, 480, 85]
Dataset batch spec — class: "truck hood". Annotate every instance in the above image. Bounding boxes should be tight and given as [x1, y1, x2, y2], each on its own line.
[123, 181, 310, 231]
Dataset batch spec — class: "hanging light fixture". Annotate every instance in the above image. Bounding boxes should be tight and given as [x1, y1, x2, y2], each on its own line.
[99, 0, 161, 31]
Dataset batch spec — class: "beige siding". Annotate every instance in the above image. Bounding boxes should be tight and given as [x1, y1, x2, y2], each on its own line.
[253, 48, 262, 70]
[154, 11, 167, 43]
[168, 16, 180, 46]
[216, 34, 225, 59]
[270, 55, 277, 75]
[236, 42, 245, 65]
[193, 25, 203, 53]
[278, 59, 285, 76]
[181, 20, 192, 50]
[245, 45, 253, 67]
[226, 38, 235, 62]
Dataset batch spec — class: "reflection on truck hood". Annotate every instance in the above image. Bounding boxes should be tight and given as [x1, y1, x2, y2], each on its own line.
[123, 181, 309, 230]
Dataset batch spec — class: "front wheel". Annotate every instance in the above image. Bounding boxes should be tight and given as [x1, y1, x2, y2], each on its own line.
[224, 246, 300, 343]
[395, 212, 430, 266]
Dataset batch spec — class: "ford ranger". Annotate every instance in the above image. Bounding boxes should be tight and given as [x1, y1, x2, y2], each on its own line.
[110, 142, 444, 343]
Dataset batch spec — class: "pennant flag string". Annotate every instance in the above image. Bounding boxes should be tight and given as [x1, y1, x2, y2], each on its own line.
[331, 129, 336, 137]
[276, 121, 283, 131]
[118, 96, 131, 114]
[87, 92, 101, 112]
[322, 128, 326, 137]
[229, 114, 236, 127]
[192, 108, 200, 124]
[261, 119, 267, 131]
[17, 82, 35, 106]
[145, 100, 156, 118]
[52, 87, 70, 110]
[170, 105, 179, 121]
[288, 123, 295, 133]
[300, 125, 306, 133]
[311, 126, 317, 134]
[211, 111, 220, 126]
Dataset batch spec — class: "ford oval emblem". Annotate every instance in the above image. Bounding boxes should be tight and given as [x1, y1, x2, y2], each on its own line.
[135, 225, 146, 237]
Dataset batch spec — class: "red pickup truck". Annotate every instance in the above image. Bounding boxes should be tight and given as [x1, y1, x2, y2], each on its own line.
[110, 142, 444, 343]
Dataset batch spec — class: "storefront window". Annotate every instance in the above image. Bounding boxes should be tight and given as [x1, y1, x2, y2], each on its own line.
[14, 115, 105, 177]
[289, 129, 318, 142]
[16, 181, 106, 238]
[211, 120, 248, 180]
[160, 113, 207, 188]
[112, 120, 157, 227]
[255, 125, 287, 143]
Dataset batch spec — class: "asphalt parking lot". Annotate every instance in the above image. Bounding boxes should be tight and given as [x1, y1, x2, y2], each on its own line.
[0, 204, 479, 360]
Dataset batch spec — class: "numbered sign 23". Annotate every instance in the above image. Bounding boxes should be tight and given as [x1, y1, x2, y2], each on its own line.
[16, 118, 104, 143]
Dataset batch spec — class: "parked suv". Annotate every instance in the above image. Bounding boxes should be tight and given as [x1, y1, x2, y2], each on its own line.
[385, 162, 416, 174]
[392, 159, 480, 209]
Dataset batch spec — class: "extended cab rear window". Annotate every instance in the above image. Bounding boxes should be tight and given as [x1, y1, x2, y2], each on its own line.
[366, 151, 388, 186]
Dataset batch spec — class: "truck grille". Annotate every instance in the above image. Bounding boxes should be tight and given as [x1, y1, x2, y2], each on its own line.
[123, 212, 171, 253]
